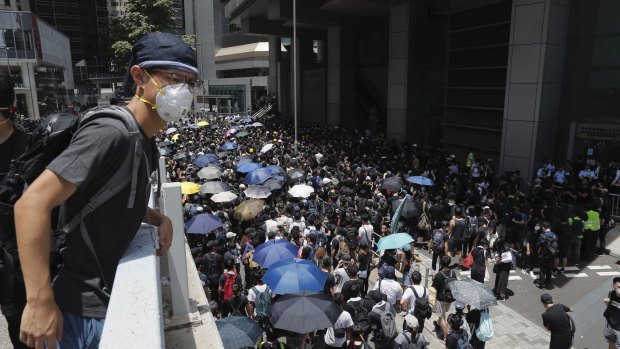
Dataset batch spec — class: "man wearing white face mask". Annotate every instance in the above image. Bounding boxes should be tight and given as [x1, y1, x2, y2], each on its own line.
[14, 32, 197, 348]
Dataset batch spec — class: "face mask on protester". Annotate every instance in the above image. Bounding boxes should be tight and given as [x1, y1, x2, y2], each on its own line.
[448, 202, 454, 207]
[616, 287, 620, 295]
[535, 226, 541, 231]
[137, 70, 193, 123]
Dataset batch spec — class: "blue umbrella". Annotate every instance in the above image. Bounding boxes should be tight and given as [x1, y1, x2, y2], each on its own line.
[406, 176, 435, 186]
[253, 239, 299, 268]
[184, 214, 223, 235]
[262, 258, 327, 294]
[237, 162, 263, 173]
[377, 233, 414, 250]
[193, 154, 219, 167]
[245, 168, 272, 185]
[265, 165, 284, 174]
[230, 126, 241, 130]
[222, 142, 238, 150]
[186, 124, 200, 129]
[216, 316, 263, 349]
[241, 117, 252, 123]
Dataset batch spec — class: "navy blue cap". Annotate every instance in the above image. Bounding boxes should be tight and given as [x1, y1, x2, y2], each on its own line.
[122, 32, 199, 97]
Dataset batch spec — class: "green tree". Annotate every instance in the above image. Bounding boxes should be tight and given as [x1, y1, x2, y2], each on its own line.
[110, 0, 176, 71]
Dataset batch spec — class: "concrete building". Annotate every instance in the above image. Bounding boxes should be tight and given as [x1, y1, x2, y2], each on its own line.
[1, 10, 74, 118]
[185, 0, 283, 113]
[224, 0, 620, 179]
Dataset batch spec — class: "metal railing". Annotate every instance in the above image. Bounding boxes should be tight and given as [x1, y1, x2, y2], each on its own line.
[251, 104, 273, 119]
[610, 193, 620, 219]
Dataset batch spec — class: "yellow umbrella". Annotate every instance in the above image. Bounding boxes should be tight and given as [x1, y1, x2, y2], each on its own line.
[197, 121, 209, 126]
[180, 182, 200, 194]
[171, 134, 180, 142]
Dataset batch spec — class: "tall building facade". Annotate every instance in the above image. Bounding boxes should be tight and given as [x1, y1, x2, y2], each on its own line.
[223, 0, 620, 179]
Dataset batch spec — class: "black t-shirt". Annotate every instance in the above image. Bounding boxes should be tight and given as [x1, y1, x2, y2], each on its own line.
[201, 252, 224, 280]
[542, 304, 573, 346]
[47, 116, 156, 318]
[0, 127, 28, 173]
[606, 290, 620, 330]
[226, 294, 249, 316]
[342, 279, 364, 302]
[428, 204, 444, 221]
[446, 330, 467, 349]
[432, 269, 455, 302]
[257, 342, 291, 349]
[323, 271, 336, 295]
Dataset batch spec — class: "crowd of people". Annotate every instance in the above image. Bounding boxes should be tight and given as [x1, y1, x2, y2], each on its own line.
[155, 102, 619, 348]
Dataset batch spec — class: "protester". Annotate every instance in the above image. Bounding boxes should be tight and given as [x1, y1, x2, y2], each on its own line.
[400, 270, 430, 332]
[603, 277, 620, 349]
[541, 293, 575, 349]
[432, 255, 456, 340]
[393, 314, 426, 348]
[372, 266, 402, 307]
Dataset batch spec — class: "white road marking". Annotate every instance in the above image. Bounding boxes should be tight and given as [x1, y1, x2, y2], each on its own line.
[596, 271, 620, 276]
[587, 265, 612, 270]
[564, 273, 589, 278]
[508, 276, 522, 281]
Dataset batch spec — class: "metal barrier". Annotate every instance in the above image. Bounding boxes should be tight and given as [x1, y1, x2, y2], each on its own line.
[611, 193, 620, 219]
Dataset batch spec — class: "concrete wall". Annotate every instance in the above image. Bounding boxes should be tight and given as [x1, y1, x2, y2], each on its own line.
[301, 68, 326, 123]
[500, 0, 570, 178]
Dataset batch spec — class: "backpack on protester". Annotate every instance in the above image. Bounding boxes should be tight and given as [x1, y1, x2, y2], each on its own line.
[337, 235, 350, 258]
[308, 201, 318, 215]
[474, 308, 494, 342]
[377, 260, 389, 279]
[451, 332, 473, 349]
[204, 253, 221, 284]
[345, 228, 358, 251]
[466, 216, 478, 239]
[0, 106, 151, 298]
[440, 270, 457, 302]
[348, 300, 371, 336]
[252, 286, 271, 321]
[542, 234, 559, 259]
[229, 296, 246, 316]
[431, 229, 444, 253]
[372, 306, 398, 341]
[417, 209, 431, 232]
[401, 333, 421, 349]
[411, 287, 432, 319]
[314, 230, 328, 250]
[222, 273, 238, 302]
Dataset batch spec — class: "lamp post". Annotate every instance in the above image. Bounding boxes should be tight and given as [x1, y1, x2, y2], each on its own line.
[293, 0, 298, 152]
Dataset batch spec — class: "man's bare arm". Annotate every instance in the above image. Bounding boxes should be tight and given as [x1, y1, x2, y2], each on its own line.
[15, 169, 77, 349]
[142, 207, 173, 256]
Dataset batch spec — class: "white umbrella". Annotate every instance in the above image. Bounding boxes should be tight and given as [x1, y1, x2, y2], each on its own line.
[252, 122, 263, 127]
[288, 184, 314, 198]
[197, 166, 223, 180]
[260, 143, 274, 154]
[321, 178, 332, 185]
[211, 191, 238, 203]
[244, 185, 271, 199]
[165, 127, 178, 135]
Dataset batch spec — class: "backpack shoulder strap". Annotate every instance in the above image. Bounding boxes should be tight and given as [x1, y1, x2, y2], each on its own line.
[411, 286, 419, 298]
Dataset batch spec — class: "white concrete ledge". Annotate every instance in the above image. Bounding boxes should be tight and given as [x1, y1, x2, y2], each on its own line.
[99, 224, 164, 349]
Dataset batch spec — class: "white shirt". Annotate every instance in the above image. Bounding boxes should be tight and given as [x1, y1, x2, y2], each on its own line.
[247, 284, 274, 316]
[323, 310, 353, 347]
[334, 267, 350, 293]
[303, 225, 317, 238]
[264, 219, 278, 238]
[401, 285, 429, 314]
[372, 278, 403, 306]
[358, 224, 374, 245]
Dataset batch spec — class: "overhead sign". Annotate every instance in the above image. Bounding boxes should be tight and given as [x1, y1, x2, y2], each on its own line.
[577, 123, 620, 141]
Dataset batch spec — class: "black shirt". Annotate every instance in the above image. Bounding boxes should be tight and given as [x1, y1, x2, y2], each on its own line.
[0, 127, 28, 173]
[446, 330, 467, 349]
[432, 269, 455, 302]
[606, 290, 620, 330]
[47, 115, 156, 318]
[541, 304, 573, 347]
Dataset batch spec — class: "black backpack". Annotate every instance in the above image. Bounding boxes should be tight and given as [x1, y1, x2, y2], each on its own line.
[440, 270, 457, 302]
[204, 253, 221, 283]
[411, 287, 432, 319]
[0, 106, 148, 297]
[348, 300, 371, 335]
[345, 228, 358, 250]
[542, 234, 558, 259]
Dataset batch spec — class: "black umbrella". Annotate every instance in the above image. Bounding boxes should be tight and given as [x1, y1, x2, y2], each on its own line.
[158, 140, 173, 148]
[391, 199, 419, 219]
[173, 152, 187, 160]
[286, 168, 307, 184]
[380, 177, 403, 191]
[268, 291, 342, 334]
[159, 147, 173, 156]
[263, 177, 284, 191]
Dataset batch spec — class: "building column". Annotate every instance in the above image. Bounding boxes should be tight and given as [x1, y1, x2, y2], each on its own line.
[499, 0, 570, 178]
[327, 25, 355, 126]
[268, 36, 280, 96]
[386, 3, 410, 142]
[21, 62, 40, 119]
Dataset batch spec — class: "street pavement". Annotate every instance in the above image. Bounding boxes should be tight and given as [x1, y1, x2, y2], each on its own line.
[0, 314, 9, 349]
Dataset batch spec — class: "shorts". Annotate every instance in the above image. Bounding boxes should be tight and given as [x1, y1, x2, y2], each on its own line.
[436, 300, 452, 319]
[604, 321, 620, 348]
[449, 239, 463, 252]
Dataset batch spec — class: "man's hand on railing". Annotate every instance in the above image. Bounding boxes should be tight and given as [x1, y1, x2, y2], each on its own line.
[143, 208, 173, 256]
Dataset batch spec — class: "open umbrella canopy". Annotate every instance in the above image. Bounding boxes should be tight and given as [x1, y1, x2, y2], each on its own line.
[197, 166, 222, 180]
[260, 143, 274, 154]
[263, 177, 284, 191]
[252, 122, 263, 127]
[241, 117, 252, 123]
[237, 162, 262, 173]
[390, 199, 419, 219]
[165, 127, 178, 135]
[448, 278, 498, 310]
[262, 258, 327, 294]
[245, 168, 272, 185]
[377, 233, 414, 250]
[380, 177, 404, 191]
[193, 154, 219, 167]
[171, 134, 180, 142]
[222, 142, 238, 150]
[235, 131, 250, 138]
[233, 199, 264, 221]
[172, 152, 187, 160]
[286, 168, 307, 184]
[216, 316, 263, 349]
[406, 176, 435, 186]
[265, 165, 284, 174]
[288, 184, 314, 198]
[268, 291, 342, 334]
[180, 182, 200, 195]
[244, 185, 271, 199]
[253, 239, 299, 268]
[196, 121, 209, 126]
[211, 191, 238, 203]
[159, 148, 173, 156]
[186, 124, 199, 129]
[199, 181, 231, 194]
[184, 214, 222, 235]
[158, 140, 173, 148]
[236, 157, 254, 167]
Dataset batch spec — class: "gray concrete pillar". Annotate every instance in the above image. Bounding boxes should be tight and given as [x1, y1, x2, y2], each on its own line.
[499, 0, 570, 178]
[268, 36, 280, 96]
[327, 25, 355, 126]
[386, 3, 411, 142]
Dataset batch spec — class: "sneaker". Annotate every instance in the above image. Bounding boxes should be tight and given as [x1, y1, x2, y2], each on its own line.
[529, 271, 536, 278]
[558, 268, 564, 274]
[496, 296, 506, 301]
[521, 269, 527, 275]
